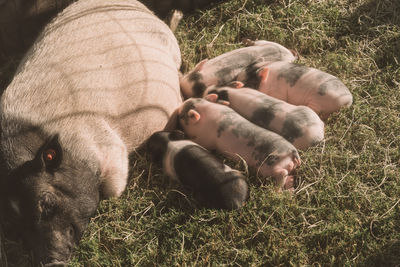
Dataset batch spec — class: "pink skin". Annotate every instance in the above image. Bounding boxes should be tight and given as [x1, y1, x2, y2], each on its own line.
[205, 84, 325, 150]
[180, 40, 297, 99]
[177, 96, 301, 191]
[257, 61, 353, 119]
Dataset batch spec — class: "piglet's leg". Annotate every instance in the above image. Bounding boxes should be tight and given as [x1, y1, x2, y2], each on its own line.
[284, 176, 295, 193]
[273, 169, 289, 193]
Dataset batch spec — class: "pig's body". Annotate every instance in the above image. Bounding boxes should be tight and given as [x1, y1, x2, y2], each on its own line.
[147, 131, 249, 210]
[251, 61, 353, 118]
[178, 98, 300, 191]
[0, 0, 181, 265]
[180, 40, 296, 98]
[206, 86, 325, 150]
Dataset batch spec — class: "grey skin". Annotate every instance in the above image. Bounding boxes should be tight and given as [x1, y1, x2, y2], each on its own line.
[0, 0, 182, 265]
[1, 134, 99, 266]
[147, 130, 249, 210]
[0, 0, 75, 60]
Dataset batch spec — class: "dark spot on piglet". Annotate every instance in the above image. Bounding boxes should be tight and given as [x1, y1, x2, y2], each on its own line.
[217, 111, 236, 138]
[281, 119, 303, 143]
[241, 62, 262, 88]
[174, 145, 249, 210]
[277, 63, 310, 87]
[250, 105, 276, 129]
[253, 142, 277, 166]
[281, 107, 311, 143]
[192, 82, 207, 97]
[188, 71, 202, 82]
[318, 78, 347, 96]
[210, 89, 229, 102]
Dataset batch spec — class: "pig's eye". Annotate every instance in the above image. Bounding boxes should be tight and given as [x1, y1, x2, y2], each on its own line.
[43, 149, 57, 162]
[40, 135, 63, 170]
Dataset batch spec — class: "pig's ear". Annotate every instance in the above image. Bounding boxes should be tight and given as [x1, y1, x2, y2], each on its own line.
[194, 59, 208, 72]
[218, 100, 230, 106]
[258, 67, 270, 82]
[228, 81, 244, 88]
[188, 109, 201, 124]
[205, 93, 218, 103]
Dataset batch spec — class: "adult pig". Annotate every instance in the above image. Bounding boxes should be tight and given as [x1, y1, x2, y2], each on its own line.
[147, 130, 249, 210]
[205, 84, 325, 150]
[0, 0, 181, 265]
[180, 40, 296, 98]
[177, 97, 301, 192]
[240, 61, 353, 119]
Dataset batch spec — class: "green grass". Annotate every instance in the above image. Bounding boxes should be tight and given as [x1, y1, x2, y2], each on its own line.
[2, 0, 400, 266]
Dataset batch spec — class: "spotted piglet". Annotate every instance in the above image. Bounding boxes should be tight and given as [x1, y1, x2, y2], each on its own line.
[180, 40, 297, 98]
[237, 61, 353, 119]
[147, 130, 249, 209]
[177, 97, 301, 192]
[205, 84, 325, 150]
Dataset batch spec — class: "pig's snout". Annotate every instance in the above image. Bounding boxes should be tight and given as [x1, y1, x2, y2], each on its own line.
[33, 226, 78, 267]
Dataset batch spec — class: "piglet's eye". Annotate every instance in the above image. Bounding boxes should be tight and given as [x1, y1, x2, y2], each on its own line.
[43, 149, 57, 162]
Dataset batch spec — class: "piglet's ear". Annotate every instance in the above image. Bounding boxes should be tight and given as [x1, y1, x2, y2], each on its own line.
[217, 100, 230, 106]
[228, 81, 244, 88]
[205, 93, 218, 103]
[194, 59, 208, 72]
[188, 109, 201, 124]
[258, 67, 270, 82]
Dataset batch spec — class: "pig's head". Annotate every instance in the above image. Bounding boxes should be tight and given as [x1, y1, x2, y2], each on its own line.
[204, 81, 244, 102]
[177, 96, 228, 139]
[0, 129, 100, 266]
[146, 130, 185, 163]
[180, 59, 208, 98]
[177, 98, 203, 129]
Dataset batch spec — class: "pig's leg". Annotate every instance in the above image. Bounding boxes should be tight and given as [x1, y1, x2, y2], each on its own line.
[167, 10, 183, 32]
[273, 154, 299, 192]
[284, 176, 295, 193]
[96, 126, 129, 198]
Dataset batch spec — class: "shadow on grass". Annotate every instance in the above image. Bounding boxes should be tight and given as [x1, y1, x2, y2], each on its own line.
[363, 241, 400, 267]
[346, 0, 400, 70]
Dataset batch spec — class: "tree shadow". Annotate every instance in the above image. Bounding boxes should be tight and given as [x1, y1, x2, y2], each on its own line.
[363, 241, 400, 267]
[337, 0, 400, 69]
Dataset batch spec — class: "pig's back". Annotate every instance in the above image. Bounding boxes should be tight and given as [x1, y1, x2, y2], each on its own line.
[1, 0, 181, 151]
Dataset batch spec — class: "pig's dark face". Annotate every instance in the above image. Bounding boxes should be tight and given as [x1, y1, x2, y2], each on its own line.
[146, 130, 185, 163]
[1, 134, 100, 266]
